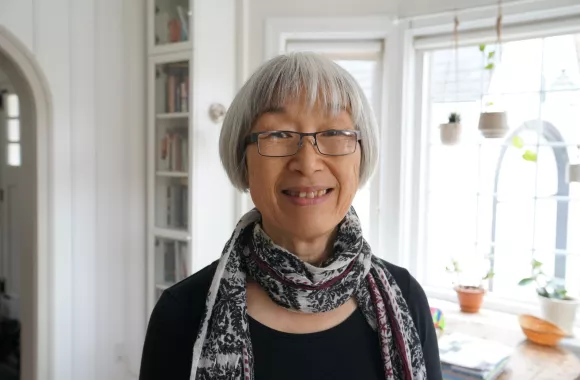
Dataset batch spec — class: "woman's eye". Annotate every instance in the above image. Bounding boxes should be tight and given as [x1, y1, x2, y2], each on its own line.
[266, 131, 292, 139]
[322, 130, 351, 137]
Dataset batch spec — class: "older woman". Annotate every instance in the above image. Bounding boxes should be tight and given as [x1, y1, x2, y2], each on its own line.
[140, 52, 442, 380]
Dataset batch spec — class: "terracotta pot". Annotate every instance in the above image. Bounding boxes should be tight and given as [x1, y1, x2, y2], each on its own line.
[439, 123, 462, 145]
[478, 111, 508, 138]
[455, 286, 485, 313]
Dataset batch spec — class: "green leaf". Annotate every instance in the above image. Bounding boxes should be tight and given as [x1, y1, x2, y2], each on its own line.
[537, 288, 550, 298]
[482, 270, 495, 280]
[522, 150, 537, 162]
[488, 51, 496, 59]
[485, 63, 495, 70]
[479, 44, 486, 52]
[554, 289, 568, 299]
[531, 259, 543, 269]
[518, 277, 535, 286]
[512, 136, 524, 149]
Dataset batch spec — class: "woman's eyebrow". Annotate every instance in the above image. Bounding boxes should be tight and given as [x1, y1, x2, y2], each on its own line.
[261, 106, 286, 114]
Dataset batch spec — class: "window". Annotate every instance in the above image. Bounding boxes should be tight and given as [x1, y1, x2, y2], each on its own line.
[285, 40, 384, 240]
[420, 32, 580, 302]
[3, 93, 21, 167]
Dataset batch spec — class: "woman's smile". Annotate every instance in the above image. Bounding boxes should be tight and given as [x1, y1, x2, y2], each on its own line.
[280, 186, 335, 206]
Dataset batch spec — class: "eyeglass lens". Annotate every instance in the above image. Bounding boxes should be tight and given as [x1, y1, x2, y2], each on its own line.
[257, 131, 358, 157]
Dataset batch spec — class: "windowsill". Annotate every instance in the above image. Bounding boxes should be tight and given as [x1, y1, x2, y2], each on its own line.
[428, 297, 580, 350]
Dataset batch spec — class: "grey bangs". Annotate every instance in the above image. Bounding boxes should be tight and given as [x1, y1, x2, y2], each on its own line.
[219, 51, 379, 191]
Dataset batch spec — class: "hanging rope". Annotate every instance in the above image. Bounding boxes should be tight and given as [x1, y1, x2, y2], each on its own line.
[454, 15, 460, 112]
[496, 0, 503, 60]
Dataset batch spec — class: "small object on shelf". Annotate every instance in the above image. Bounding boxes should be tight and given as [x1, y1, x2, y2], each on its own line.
[478, 111, 508, 138]
[439, 112, 462, 145]
[430, 307, 446, 338]
[518, 314, 567, 347]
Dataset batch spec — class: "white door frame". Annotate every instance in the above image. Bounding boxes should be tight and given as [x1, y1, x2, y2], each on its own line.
[0, 26, 53, 380]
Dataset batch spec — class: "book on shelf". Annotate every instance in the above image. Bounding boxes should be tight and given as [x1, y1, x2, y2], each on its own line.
[165, 183, 188, 229]
[165, 63, 189, 113]
[438, 333, 513, 380]
[162, 240, 188, 284]
[160, 130, 188, 172]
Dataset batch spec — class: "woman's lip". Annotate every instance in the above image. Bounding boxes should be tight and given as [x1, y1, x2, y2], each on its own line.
[281, 189, 333, 206]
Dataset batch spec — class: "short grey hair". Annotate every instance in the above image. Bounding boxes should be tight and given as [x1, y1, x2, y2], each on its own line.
[219, 51, 379, 192]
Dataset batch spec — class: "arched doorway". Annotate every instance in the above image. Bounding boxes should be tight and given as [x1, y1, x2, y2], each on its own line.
[0, 26, 53, 380]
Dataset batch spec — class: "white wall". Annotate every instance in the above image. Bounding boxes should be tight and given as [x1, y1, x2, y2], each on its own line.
[0, 1, 146, 379]
[245, 0, 522, 73]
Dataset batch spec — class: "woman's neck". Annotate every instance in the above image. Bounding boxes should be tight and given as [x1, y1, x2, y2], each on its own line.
[261, 221, 336, 266]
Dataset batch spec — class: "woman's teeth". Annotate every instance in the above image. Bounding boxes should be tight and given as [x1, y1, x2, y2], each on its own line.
[286, 189, 329, 198]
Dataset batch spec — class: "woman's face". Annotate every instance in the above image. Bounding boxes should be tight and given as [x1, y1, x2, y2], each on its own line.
[246, 99, 361, 242]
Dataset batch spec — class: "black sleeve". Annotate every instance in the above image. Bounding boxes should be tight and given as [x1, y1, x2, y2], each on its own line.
[139, 291, 194, 380]
[407, 274, 443, 380]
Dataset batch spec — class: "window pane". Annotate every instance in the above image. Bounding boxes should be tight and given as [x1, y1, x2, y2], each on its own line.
[6, 94, 19, 118]
[334, 57, 382, 239]
[7, 143, 21, 166]
[422, 32, 580, 302]
[7, 119, 20, 142]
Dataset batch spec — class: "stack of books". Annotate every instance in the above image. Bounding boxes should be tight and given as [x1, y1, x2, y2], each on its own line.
[438, 333, 513, 380]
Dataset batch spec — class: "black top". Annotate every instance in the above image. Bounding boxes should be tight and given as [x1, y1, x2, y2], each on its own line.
[139, 260, 443, 380]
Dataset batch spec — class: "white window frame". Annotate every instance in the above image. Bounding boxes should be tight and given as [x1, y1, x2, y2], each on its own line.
[259, 16, 401, 261]
[401, 0, 580, 316]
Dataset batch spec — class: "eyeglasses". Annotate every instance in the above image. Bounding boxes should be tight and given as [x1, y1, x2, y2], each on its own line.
[245, 130, 361, 157]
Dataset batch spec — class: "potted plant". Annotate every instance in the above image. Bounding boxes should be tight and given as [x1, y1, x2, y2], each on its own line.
[477, 44, 509, 138]
[439, 112, 462, 145]
[567, 145, 580, 183]
[446, 258, 494, 313]
[518, 259, 580, 335]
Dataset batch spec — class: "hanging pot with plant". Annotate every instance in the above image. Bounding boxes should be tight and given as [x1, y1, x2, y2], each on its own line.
[567, 146, 580, 183]
[440, 112, 462, 145]
[519, 259, 579, 336]
[478, 8, 509, 139]
[478, 109, 508, 138]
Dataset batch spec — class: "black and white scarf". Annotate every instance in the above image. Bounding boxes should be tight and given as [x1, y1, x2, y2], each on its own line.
[190, 207, 427, 380]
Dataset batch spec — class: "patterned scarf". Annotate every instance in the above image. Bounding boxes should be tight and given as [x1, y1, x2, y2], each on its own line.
[190, 207, 427, 380]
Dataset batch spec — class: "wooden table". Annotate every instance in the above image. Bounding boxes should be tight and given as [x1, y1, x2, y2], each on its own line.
[433, 301, 580, 379]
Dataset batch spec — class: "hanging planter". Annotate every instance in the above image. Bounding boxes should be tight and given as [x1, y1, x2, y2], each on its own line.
[478, 110, 508, 138]
[439, 112, 462, 145]
[567, 146, 580, 183]
[567, 163, 580, 183]
[477, 6, 509, 139]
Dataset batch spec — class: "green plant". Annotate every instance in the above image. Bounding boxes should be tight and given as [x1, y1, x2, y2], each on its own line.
[511, 135, 538, 162]
[518, 259, 568, 299]
[480, 44, 496, 72]
[448, 112, 461, 124]
[446, 257, 495, 289]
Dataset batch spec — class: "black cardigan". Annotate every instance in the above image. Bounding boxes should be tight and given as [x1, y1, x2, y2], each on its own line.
[139, 259, 443, 379]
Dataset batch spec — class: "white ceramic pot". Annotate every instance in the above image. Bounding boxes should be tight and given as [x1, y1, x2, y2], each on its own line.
[538, 295, 580, 336]
[567, 163, 580, 183]
[439, 123, 462, 145]
[478, 111, 509, 138]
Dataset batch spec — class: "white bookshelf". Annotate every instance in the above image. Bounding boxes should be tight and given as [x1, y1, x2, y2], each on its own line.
[147, 0, 193, 314]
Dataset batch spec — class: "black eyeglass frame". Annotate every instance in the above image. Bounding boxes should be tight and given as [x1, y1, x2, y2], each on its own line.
[245, 129, 362, 157]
